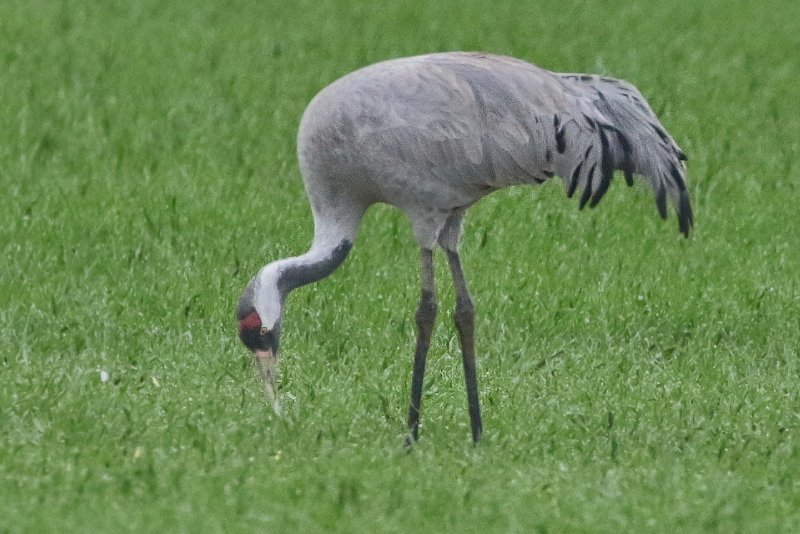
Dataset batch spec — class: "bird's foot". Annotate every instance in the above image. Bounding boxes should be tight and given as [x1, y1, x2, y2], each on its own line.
[403, 427, 419, 451]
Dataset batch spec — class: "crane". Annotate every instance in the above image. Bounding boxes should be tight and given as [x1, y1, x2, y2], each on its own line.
[236, 52, 692, 444]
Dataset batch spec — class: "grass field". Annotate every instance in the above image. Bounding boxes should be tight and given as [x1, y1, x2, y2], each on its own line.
[2, 0, 799, 531]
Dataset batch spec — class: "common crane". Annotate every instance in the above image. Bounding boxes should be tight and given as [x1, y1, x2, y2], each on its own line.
[236, 52, 692, 444]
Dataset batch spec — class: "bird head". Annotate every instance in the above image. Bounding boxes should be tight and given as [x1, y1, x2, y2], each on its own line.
[235, 244, 351, 413]
[237, 267, 284, 414]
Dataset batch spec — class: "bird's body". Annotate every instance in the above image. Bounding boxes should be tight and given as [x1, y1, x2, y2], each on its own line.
[298, 52, 690, 248]
[237, 52, 692, 443]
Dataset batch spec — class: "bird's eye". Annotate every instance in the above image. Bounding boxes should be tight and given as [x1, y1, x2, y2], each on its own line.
[260, 326, 269, 336]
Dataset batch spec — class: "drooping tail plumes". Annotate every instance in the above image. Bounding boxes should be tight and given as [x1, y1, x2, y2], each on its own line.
[554, 74, 693, 237]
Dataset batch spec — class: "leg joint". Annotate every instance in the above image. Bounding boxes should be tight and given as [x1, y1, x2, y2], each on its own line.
[416, 289, 438, 324]
[454, 296, 474, 323]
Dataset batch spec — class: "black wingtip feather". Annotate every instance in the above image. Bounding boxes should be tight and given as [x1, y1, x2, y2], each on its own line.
[655, 186, 668, 220]
[567, 161, 582, 198]
[553, 114, 567, 154]
[579, 185, 593, 210]
[591, 128, 614, 208]
[678, 190, 693, 238]
[579, 164, 596, 210]
[590, 185, 609, 208]
[555, 127, 566, 154]
[613, 129, 635, 187]
[668, 162, 687, 192]
[624, 169, 634, 187]
[651, 123, 669, 143]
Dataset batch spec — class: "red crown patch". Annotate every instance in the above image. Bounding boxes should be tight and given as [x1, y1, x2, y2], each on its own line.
[238, 311, 262, 333]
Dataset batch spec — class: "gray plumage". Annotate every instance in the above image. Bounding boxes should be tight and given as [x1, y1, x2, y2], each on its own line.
[298, 52, 692, 246]
[237, 52, 692, 443]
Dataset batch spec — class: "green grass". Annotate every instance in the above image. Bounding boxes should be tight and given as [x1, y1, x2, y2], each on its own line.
[2, 0, 799, 531]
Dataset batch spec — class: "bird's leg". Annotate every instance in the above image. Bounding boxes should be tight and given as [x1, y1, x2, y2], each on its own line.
[446, 249, 483, 444]
[406, 247, 437, 446]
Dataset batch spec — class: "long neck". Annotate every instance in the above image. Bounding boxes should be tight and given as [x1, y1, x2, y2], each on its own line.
[275, 238, 352, 297]
[277, 205, 363, 295]
[252, 208, 361, 327]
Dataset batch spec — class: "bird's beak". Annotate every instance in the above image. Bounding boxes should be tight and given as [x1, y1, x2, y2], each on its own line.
[254, 348, 281, 415]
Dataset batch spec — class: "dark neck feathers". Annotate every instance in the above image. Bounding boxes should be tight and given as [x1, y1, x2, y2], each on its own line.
[276, 239, 352, 299]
